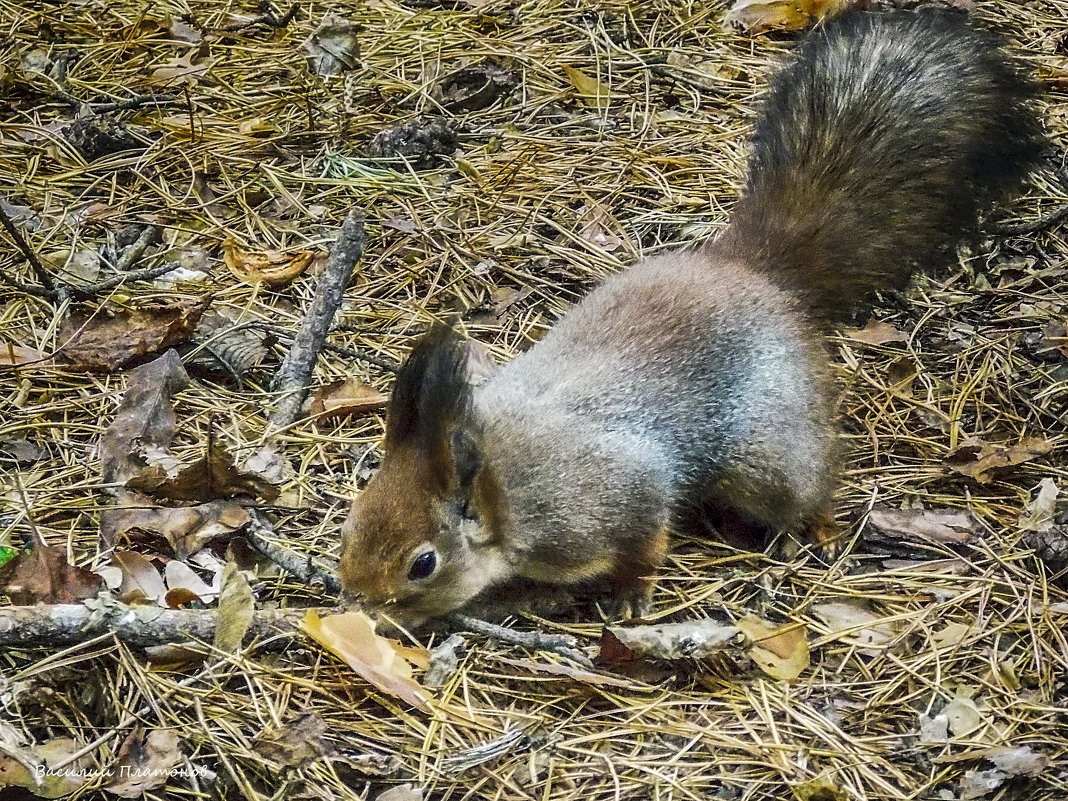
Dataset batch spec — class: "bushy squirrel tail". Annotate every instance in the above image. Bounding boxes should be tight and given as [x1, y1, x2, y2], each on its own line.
[718, 9, 1045, 320]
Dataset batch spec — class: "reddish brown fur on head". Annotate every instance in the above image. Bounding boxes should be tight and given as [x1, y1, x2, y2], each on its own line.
[338, 326, 505, 626]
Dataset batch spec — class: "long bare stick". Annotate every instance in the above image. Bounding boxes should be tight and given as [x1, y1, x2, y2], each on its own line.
[268, 209, 366, 427]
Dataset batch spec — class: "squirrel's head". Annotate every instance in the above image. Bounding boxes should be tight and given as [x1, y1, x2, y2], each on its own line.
[339, 326, 503, 628]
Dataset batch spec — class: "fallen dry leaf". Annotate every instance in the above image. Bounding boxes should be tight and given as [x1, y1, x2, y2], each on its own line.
[0, 543, 102, 604]
[376, 785, 423, 801]
[111, 549, 167, 604]
[254, 713, 333, 768]
[105, 727, 182, 798]
[959, 768, 1004, 801]
[309, 377, 388, 423]
[213, 559, 254, 653]
[223, 238, 314, 286]
[726, 0, 849, 33]
[164, 559, 220, 605]
[577, 202, 625, 253]
[946, 436, 1053, 484]
[738, 616, 809, 681]
[128, 435, 280, 502]
[301, 610, 431, 711]
[844, 318, 909, 346]
[303, 14, 361, 76]
[0, 735, 93, 799]
[812, 601, 894, 656]
[99, 350, 190, 485]
[600, 619, 741, 662]
[149, 51, 213, 85]
[865, 506, 978, 545]
[562, 65, 612, 110]
[60, 298, 208, 372]
[931, 621, 971, 650]
[984, 745, 1048, 777]
[100, 492, 250, 559]
[433, 59, 516, 112]
[1019, 478, 1059, 533]
[944, 694, 984, 738]
[0, 341, 46, 366]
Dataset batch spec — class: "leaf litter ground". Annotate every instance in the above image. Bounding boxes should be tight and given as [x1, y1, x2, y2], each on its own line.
[1, 0, 1068, 799]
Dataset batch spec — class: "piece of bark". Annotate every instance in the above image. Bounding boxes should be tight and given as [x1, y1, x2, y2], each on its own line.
[602, 620, 742, 661]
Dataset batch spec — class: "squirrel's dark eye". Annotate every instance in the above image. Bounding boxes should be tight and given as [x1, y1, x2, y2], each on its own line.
[407, 550, 437, 581]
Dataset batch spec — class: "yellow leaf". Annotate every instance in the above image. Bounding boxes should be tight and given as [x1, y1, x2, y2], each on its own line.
[726, 0, 848, 34]
[223, 238, 314, 287]
[562, 65, 612, 110]
[301, 610, 431, 711]
[309, 377, 389, 424]
[792, 775, 849, 801]
[738, 615, 809, 681]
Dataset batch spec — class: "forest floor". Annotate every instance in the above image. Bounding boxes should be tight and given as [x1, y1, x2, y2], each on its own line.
[1, 0, 1067, 799]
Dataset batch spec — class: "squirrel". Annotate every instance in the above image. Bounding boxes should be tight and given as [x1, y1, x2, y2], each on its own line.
[339, 8, 1045, 628]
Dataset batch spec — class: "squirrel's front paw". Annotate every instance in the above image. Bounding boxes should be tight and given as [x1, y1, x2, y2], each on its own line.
[598, 581, 654, 622]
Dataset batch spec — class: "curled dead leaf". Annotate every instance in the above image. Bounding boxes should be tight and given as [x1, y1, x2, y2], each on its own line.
[100, 493, 250, 559]
[301, 610, 431, 711]
[946, 436, 1052, 484]
[224, 238, 314, 286]
[726, 0, 849, 33]
[812, 601, 894, 656]
[60, 298, 209, 373]
[213, 559, 254, 653]
[844, 318, 908, 346]
[0, 735, 94, 799]
[303, 14, 361, 76]
[0, 543, 102, 604]
[562, 65, 612, 110]
[738, 615, 809, 681]
[254, 713, 333, 768]
[105, 727, 182, 798]
[865, 506, 978, 545]
[98, 351, 190, 485]
[111, 550, 167, 604]
[128, 435, 280, 503]
[309, 377, 388, 424]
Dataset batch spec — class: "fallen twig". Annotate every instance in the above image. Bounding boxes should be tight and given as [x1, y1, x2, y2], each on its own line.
[268, 209, 366, 427]
[0, 193, 56, 295]
[0, 599, 327, 648]
[54, 91, 181, 113]
[245, 510, 342, 594]
[446, 613, 594, 668]
[218, 0, 299, 32]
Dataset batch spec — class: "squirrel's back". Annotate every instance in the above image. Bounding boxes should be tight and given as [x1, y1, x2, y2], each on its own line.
[718, 9, 1044, 319]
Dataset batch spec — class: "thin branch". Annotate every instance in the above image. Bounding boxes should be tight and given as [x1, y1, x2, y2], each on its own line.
[218, 1, 299, 32]
[0, 195, 55, 293]
[54, 91, 180, 113]
[268, 209, 366, 427]
[0, 601, 325, 648]
[991, 204, 1068, 237]
[445, 613, 594, 669]
[113, 225, 158, 272]
[245, 511, 342, 594]
[323, 342, 400, 373]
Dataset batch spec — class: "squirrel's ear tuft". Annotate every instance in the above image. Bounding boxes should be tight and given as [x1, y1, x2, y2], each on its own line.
[385, 325, 476, 463]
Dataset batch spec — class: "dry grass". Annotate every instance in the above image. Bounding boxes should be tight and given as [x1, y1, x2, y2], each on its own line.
[1, 0, 1067, 798]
